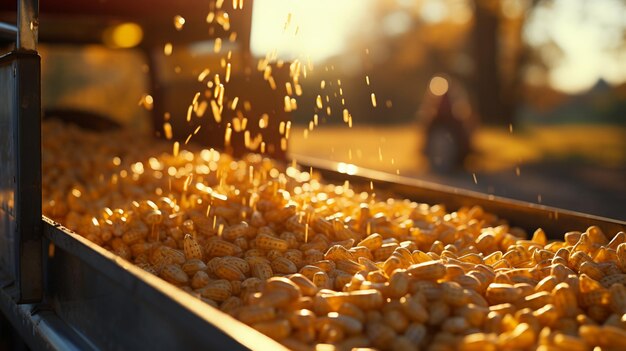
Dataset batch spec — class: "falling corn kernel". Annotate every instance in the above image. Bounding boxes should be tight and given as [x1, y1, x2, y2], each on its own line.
[259, 114, 269, 129]
[224, 63, 232, 83]
[211, 100, 222, 123]
[316, 95, 323, 109]
[371, 93, 377, 107]
[268, 76, 276, 90]
[244, 131, 251, 149]
[366, 76, 370, 85]
[290, 98, 297, 111]
[173, 15, 185, 30]
[214, 38, 222, 53]
[138, 94, 154, 111]
[224, 123, 232, 145]
[172, 141, 180, 157]
[284, 96, 292, 112]
[186, 105, 193, 122]
[164, 43, 173, 56]
[196, 101, 208, 117]
[198, 68, 210, 82]
[163, 123, 173, 140]
[285, 121, 292, 139]
[192, 92, 201, 107]
[284, 13, 292, 31]
[217, 84, 225, 106]
[206, 11, 215, 23]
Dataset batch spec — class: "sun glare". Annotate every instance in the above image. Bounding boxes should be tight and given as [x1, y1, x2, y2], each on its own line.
[251, 0, 373, 62]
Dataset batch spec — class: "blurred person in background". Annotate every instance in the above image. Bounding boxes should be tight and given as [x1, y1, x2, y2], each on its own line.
[421, 75, 476, 172]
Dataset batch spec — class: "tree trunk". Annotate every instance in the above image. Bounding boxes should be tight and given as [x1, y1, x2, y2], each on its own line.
[471, 0, 512, 125]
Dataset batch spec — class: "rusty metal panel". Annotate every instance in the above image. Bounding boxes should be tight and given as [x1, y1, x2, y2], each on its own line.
[0, 53, 19, 289]
[0, 51, 42, 303]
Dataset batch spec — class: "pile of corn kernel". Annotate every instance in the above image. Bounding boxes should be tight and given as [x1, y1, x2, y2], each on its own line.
[42, 120, 626, 351]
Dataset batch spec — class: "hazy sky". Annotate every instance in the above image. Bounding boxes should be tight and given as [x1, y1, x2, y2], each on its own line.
[525, 0, 626, 93]
[251, 0, 626, 94]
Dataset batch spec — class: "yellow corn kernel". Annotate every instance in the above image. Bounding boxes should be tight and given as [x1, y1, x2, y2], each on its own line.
[313, 271, 332, 290]
[426, 300, 450, 326]
[358, 233, 383, 251]
[404, 323, 427, 345]
[552, 283, 579, 317]
[321, 312, 364, 335]
[407, 261, 446, 280]
[221, 256, 250, 275]
[459, 333, 497, 351]
[365, 321, 396, 349]
[215, 261, 246, 281]
[256, 232, 289, 251]
[289, 273, 318, 297]
[348, 246, 373, 261]
[251, 261, 273, 281]
[337, 302, 366, 323]
[181, 258, 207, 276]
[324, 289, 383, 311]
[199, 279, 232, 302]
[439, 281, 467, 307]
[485, 283, 522, 305]
[252, 318, 291, 340]
[271, 257, 298, 274]
[159, 264, 189, 285]
[183, 234, 204, 260]
[205, 239, 241, 257]
[609, 283, 626, 314]
[191, 270, 210, 289]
